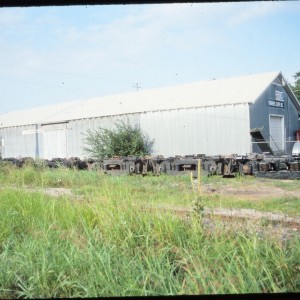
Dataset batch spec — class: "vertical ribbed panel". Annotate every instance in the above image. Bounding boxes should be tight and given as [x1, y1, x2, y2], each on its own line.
[0, 104, 250, 159]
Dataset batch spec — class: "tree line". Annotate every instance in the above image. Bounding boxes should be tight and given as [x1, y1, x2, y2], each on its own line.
[290, 71, 300, 102]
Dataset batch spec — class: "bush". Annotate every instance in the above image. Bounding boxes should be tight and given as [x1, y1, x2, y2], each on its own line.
[83, 120, 154, 159]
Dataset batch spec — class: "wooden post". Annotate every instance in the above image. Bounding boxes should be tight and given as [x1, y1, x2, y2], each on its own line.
[190, 171, 194, 192]
[198, 159, 201, 194]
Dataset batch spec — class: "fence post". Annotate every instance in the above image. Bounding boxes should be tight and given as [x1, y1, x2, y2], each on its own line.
[198, 159, 201, 194]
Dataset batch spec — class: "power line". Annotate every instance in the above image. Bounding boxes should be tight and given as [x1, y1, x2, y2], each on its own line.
[132, 82, 141, 92]
[0, 75, 90, 92]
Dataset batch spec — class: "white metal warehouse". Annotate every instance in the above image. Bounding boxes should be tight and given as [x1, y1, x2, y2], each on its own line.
[0, 71, 299, 159]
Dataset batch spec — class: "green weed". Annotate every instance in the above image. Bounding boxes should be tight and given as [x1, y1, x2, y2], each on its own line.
[0, 167, 299, 297]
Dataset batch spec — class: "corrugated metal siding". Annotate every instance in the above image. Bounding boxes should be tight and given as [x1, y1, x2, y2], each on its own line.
[68, 104, 251, 158]
[139, 104, 251, 156]
[43, 130, 67, 159]
[67, 114, 141, 158]
[0, 105, 251, 159]
[41, 123, 68, 159]
[0, 125, 39, 158]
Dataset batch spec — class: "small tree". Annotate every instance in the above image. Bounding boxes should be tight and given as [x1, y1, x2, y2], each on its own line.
[82, 120, 154, 159]
[291, 71, 300, 102]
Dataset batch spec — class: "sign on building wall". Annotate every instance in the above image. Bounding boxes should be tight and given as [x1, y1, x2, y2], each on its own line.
[268, 100, 284, 108]
[268, 91, 284, 108]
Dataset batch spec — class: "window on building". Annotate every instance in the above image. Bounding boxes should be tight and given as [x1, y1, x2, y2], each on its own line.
[275, 91, 284, 102]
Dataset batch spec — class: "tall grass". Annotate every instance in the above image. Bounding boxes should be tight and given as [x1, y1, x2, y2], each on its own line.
[0, 165, 102, 188]
[0, 166, 299, 297]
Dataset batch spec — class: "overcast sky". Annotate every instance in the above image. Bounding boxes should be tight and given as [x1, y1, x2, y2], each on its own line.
[0, 1, 299, 114]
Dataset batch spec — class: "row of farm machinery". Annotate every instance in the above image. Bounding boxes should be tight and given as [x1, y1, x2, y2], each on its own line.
[1, 152, 300, 180]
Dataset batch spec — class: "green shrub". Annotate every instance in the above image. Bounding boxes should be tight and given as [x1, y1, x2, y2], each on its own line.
[82, 120, 154, 159]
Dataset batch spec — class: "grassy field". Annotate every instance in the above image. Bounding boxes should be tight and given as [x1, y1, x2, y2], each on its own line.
[0, 165, 299, 297]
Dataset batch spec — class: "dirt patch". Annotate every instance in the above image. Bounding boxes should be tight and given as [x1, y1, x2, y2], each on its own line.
[18, 183, 300, 224]
[202, 181, 300, 200]
[141, 204, 300, 242]
[41, 187, 74, 197]
[142, 203, 300, 224]
[142, 177, 300, 240]
[26, 187, 84, 201]
[8, 183, 299, 240]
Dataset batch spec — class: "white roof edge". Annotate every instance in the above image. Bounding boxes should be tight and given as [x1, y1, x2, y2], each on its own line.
[248, 71, 281, 104]
[0, 102, 252, 129]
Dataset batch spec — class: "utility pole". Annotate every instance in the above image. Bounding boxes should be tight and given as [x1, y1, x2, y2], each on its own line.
[132, 83, 141, 92]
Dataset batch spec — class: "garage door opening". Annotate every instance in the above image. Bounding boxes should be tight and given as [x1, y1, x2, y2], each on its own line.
[269, 115, 284, 153]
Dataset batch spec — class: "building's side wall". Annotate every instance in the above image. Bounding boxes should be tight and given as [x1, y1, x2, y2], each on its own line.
[250, 81, 299, 154]
[0, 103, 251, 159]
[139, 104, 251, 157]
[67, 104, 251, 158]
[67, 114, 141, 158]
[0, 125, 40, 158]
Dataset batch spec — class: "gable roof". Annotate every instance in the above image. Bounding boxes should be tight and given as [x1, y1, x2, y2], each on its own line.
[1, 71, 298, 128]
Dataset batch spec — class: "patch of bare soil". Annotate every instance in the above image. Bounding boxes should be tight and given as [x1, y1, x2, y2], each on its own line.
[11, 186, 84, 201]
[33, 185, 300, 223]
[143, 179, 300, 241]
[143, 203, 299, 224]
[18, 184, 300, 241]
[142, 204, 300, 242]
[41, 187, 74, 197]
[203, 182, 300, 201]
